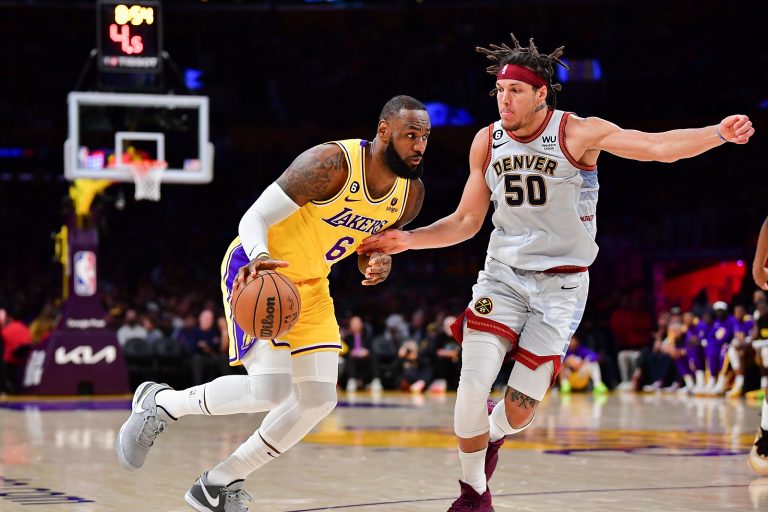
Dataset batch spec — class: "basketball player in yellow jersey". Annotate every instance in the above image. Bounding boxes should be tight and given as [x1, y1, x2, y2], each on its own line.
[115, 95, 430, 511]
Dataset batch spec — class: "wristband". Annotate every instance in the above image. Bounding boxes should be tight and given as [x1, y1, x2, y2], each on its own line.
[716, 126, 728, 143]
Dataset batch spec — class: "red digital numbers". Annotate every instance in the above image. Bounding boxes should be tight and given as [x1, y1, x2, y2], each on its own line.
[109, 24, 144, 55]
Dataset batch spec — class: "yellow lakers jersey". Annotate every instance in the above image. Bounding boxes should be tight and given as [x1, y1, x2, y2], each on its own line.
[267, 139, 410, 283]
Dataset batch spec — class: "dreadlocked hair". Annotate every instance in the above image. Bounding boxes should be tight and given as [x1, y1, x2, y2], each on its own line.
[476, 33, 568, 108]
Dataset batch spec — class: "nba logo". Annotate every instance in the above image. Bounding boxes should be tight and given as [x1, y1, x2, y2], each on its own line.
[74, 251, 97, 296]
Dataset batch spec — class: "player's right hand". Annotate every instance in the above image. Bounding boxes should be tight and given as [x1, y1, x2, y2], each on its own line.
[753, 265, 768, 291]
[357, 229, 412, 255]
[718, 114, 754, 144]
[233, 256, 289, 295]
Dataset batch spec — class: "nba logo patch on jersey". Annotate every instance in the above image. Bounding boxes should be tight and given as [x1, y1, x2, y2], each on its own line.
[474, 297, 493, 315]
[74, 251, 97, 296]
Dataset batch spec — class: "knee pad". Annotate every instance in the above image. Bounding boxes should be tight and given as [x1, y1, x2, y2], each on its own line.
[204, 372, 293, 415]
[453, 331, 507, 438]
[490, 399, 535, 435]
[454, 379, 492, 439]
[295, 381, 338, 421]
[244, 373, 293, 410]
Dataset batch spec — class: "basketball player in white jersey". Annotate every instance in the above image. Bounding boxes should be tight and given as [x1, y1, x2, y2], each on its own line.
[358, 34, 754, 511]
[750, 215, 768, 475]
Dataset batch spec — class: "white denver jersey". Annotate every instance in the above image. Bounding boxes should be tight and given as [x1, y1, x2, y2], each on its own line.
[484, 109, 599, 270]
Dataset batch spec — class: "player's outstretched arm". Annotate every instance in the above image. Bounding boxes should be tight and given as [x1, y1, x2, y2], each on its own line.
[357, 128, 491, 255]
[234, 144, 349, 293]
[357, 178, 424, 285]
[753, 217, 768, 290]
[580, 114, 754, 163]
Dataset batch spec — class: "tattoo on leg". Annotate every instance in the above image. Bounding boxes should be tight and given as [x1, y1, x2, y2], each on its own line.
[506, 388, 539, 410]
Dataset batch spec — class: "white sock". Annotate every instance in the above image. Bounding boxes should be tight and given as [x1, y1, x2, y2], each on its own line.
[695, 371, 705, 388]
[733, 375, 744, 389]
[208, 429, 279, 486]
[155, 385, 209, 419]
[683, 375, 695, 388]
[762, 400, 768, 431]
[459, 448, 487, 495]
[762, 376, 768, 390]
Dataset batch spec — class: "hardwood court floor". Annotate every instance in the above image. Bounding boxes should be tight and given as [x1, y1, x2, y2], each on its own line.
[1, 391, 765, 511]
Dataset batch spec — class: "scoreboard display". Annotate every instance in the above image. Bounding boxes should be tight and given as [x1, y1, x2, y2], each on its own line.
[97, 1, 162, 73]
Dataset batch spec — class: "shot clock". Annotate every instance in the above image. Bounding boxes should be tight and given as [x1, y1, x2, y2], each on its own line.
[97, 1, 162, 73]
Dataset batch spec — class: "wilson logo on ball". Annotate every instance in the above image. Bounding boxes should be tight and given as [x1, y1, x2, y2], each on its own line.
[259, 297, 276, 338]
[233, 271, 301, 340]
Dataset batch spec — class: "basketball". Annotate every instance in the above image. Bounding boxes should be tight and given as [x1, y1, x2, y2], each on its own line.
[232, 270, 301, 339]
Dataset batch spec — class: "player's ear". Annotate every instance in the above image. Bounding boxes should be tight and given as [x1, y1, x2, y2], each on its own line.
[536, 85, 548, 103]
[378, 119, 390, 142]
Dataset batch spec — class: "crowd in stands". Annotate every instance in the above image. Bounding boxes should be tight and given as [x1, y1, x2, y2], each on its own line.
[4, 283, 768, 400]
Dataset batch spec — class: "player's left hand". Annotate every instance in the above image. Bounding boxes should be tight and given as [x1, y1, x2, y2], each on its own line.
[362, 252, 392, 286]
[718, 115, 754, 144]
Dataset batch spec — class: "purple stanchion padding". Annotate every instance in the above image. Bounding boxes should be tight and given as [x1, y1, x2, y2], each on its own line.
[20, 330, 129, 395]
[19, 218, 129, 395]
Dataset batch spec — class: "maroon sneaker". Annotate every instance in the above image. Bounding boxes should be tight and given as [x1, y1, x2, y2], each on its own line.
[447, 481, 494, 511]
[485, 400, 505, 481]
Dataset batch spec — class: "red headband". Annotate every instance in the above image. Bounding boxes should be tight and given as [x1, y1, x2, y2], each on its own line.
[497, 64, 547, 88]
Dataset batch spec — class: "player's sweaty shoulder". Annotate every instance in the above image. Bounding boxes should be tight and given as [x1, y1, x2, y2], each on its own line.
[276, 143, 349, 205]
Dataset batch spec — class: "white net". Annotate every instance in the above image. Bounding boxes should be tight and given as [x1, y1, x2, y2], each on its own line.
[129, 161, 167, 201]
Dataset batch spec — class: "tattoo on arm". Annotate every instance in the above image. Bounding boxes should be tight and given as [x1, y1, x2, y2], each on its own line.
[323, 151, 346, 171]
[506, 388, 539, 410]
[276, 145, 347, 204]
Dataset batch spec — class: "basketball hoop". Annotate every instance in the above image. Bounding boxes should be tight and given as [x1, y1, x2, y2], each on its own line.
[129, 160, 167, 201]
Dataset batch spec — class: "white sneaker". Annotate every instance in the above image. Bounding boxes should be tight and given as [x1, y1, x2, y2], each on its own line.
[617, 381, 635, 392]
[429, 379, 447, 393]
[642, 381, 662, 393]
[370, 378, 383, 392]
[662, 382, 680, 393]
[115, 382, 173, 471]
[409, 380, 425, 393]
[346, 380, 357, 393]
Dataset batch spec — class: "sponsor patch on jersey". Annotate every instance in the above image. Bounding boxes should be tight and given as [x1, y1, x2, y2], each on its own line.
[541, 135, 558, 151]
[474, 297, 493, 315]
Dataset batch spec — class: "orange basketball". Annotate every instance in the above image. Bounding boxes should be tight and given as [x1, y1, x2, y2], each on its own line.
[233, 270, 301, 339]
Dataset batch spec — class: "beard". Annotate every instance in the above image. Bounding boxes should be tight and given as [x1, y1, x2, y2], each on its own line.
[384, 139, 424, 180]
[501, 102, 546, 132]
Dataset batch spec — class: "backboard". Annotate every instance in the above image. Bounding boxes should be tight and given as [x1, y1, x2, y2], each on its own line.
[64, 92, 213, 184]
